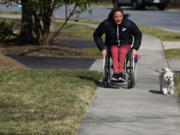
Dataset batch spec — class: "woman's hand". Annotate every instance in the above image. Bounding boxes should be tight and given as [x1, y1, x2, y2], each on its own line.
[102, 49, 107, 57]
[132, 49, 138, 57]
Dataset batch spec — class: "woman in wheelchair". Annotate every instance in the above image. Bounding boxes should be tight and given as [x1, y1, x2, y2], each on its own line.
[93, 7, 142, 82]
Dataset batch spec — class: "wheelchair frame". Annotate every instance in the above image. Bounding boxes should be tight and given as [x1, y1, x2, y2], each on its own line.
[102, 47, 136, 89]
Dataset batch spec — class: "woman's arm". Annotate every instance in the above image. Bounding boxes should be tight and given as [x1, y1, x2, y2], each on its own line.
[130, 21, 142, 51]
[93, 21, 107, 52]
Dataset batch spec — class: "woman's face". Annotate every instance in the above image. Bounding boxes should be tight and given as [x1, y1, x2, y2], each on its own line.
[113, 11, 123, 25]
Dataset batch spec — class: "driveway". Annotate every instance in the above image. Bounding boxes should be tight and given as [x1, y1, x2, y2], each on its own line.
[56, 40, 96, 48]
[10, 56, 95, 70]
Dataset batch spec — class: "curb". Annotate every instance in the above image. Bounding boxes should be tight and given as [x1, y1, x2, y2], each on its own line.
[162, 41, 180, 50]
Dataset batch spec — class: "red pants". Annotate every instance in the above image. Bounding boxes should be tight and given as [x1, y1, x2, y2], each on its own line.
[110, 45, 131, 73]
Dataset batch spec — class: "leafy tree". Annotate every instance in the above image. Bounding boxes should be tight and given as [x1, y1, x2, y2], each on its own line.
[1, 0, 92, 45]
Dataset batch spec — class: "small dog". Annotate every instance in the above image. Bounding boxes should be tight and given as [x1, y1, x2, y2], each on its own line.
[159, 67, 174, 95]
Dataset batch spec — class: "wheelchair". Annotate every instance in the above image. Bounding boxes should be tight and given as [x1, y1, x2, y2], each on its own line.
[102, 47, 137, 89]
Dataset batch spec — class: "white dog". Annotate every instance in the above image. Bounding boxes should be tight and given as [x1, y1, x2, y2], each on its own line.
[159, 67, 174, 95]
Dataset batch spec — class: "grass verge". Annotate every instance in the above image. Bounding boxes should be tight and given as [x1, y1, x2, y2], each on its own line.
[57, 22, 95, 41]
[82, 48, 101, 57]
[0, 68, 101, 135]
[0, 10, 20, 15]
[138, 25, 180, 41]
[175, 73, 180, 97]
[164, 49, 180, 60]
[56, 18, 101, 25]
[90, 1, 113, 6]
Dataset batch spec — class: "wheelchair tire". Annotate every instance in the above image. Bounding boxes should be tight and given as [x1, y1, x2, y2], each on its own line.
[127, 50, 136, 89]
[102, 50, 111, 87]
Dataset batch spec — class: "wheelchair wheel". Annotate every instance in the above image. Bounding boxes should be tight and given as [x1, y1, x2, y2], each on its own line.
[102, 50, 111, 87]
[126, 50, 136, 89]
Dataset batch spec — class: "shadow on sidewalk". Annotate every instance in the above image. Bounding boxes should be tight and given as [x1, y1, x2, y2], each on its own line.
[78, 76, 101, 87]
[78, 76, 129, 89]
[149, 90, 162, 95]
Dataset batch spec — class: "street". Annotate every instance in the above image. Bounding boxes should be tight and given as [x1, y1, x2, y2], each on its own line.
[55, 5, 180, 32]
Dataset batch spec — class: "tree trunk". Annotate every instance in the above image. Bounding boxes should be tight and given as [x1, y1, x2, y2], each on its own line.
[18, 0, 37, 44]
[19, 0, 53, 46]
[32, 7, 52, 46]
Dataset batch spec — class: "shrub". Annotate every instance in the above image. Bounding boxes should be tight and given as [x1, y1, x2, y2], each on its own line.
[0, 19, 14, 42]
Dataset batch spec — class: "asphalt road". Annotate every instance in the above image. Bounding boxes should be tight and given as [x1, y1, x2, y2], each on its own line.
[56, 40, 96, 48]
[10, 56, 95, 70]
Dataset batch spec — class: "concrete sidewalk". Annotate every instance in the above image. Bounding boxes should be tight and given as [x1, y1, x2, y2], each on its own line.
[78, 34, 180, 135]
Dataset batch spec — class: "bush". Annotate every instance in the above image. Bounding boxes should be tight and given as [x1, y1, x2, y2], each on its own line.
[0, 19, 14, 42]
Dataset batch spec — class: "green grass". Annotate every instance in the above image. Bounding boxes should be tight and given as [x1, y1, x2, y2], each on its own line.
[82, 48, 101, 57]
[164, 49, 180, 60]
[0, 10, 20, 15]
[175, 73, 180, 97]
[56, 18, 101, 25]
[0, 18, 20, 25]
[138, 25, 180, 41]
[57, 22, 96, 41]
[0, 68, 101, 135]
[90, 1, 113, 6]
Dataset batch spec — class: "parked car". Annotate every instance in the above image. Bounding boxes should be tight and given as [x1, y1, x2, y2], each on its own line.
[112, 0, 169, 10]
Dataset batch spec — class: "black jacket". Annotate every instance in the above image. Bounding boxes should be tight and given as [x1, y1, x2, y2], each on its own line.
[93, 15, 142, 51]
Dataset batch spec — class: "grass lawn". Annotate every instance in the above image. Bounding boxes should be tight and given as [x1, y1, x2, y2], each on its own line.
[56, 18, 101, 25]
[138, 25, 180, 41]
[164, 49, 180, 97]
[90, 1, 113, 6]
[0, 68, 101, 135]
[175, 73, 180, 97]
[57, 22, 95, 41]
[164, 49, 180, 60]
[0, 10, 20, 15]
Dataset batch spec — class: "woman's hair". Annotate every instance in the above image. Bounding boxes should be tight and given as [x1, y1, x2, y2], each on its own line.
[110, 7, 129, 19]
